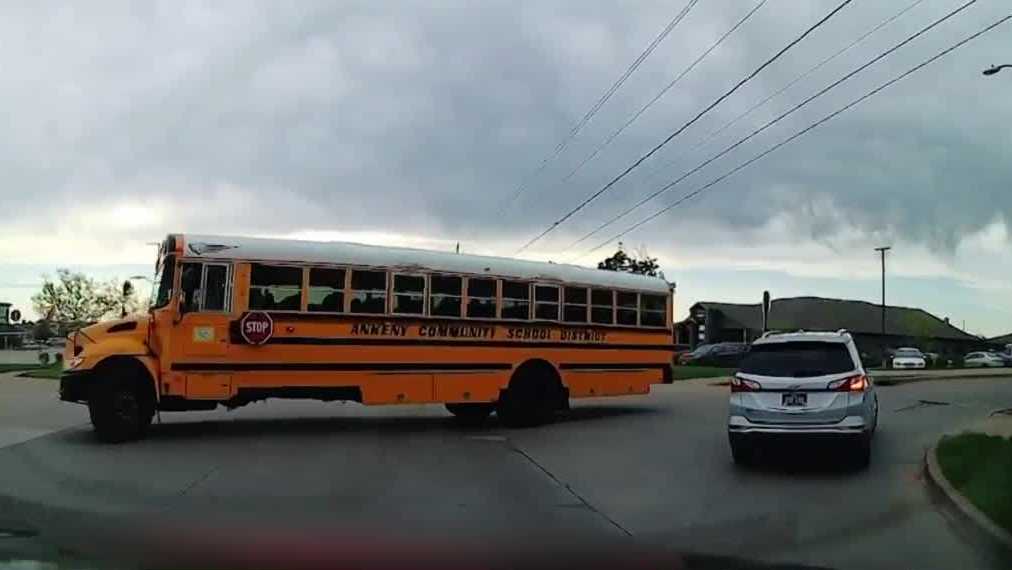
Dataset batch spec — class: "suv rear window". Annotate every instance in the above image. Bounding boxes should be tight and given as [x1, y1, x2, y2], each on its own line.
[739, 342, 855, 377]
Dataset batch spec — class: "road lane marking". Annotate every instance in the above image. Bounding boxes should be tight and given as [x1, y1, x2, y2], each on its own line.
[504, 440, 633, 537]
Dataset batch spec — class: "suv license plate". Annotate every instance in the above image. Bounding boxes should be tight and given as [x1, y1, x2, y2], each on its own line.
[782, 392, 807, 407]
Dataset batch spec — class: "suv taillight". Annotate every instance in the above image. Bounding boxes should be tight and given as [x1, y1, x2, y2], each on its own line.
[828, 374, 868, 392]
[730, 375, 761, 392]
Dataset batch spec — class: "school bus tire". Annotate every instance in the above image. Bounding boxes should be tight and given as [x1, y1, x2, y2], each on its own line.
[87, 359, 155, 443]
[497, 359, 562, 428]
[445, 403, 494, 426]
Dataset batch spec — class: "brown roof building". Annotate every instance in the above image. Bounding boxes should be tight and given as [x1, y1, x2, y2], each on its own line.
[676, 296, 988, 362]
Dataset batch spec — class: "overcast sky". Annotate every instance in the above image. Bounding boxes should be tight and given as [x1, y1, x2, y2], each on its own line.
[1, 0, 1010, 336]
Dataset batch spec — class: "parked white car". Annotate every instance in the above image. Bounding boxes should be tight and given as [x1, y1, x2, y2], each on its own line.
[891, 347, 926, 369]
[963, 352, 1005, 368]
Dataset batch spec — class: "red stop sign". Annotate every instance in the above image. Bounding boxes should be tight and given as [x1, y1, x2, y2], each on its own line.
[240, 311, 274, 345]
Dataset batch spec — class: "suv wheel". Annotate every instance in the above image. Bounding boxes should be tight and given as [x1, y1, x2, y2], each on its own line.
[851, 433, 872, 470]
[729, 433, 755, 467]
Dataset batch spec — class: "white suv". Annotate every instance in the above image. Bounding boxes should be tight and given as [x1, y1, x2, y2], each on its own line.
[728, 330, 878, 468]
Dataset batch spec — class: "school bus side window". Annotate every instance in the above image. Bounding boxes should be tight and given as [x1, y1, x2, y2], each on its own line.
[202, 264, 230, 311]
[308, 268, 346, 312]
[616, 291, 638, 326]
[563, 286, 588, 323]
[179, 263, 202, 313]
[179, 262, 231, 313]
[466, 278, 496, 318]
[430, 275, 462, 317]
[640, 294, 667, 327]
[249, 264, 303, 311]
[393, 274, 425, 315]
[350, 270, 387, 314]
[534, 285, 559, 321]
[501, 281, 530, 320]
[591, 289, 614, 324]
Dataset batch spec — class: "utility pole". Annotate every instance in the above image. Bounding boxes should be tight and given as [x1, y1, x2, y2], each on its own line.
[875, 246, 891, 367]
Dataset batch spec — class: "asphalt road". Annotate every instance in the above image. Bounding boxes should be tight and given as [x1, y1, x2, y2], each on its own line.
[1, 371, 1011, 569]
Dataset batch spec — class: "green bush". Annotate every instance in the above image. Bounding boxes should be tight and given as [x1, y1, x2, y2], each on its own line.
[669, 365, 735, 380]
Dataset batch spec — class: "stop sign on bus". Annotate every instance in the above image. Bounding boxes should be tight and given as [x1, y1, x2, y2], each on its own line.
[240, 311, 274, 345]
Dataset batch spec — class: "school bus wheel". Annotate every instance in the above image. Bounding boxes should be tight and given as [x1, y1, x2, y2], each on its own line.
[497, 360, 564, 428]
[445, 403, 494, 426]
[87, 359, 156, 443]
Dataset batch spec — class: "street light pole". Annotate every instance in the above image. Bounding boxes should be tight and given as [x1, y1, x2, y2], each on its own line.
[983, 64, 1012, 76]
[875, 246, 891, 366]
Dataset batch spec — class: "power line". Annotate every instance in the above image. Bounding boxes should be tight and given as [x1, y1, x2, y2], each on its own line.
[578, 11, 1012, 259]
[549, 0, 769, 192]
[497, 0, 700, 214]
[563, 0, 970, 254]
[515, 0, 855, 253]
[609, 0, 929, 206]
[698, 0, 930, 155]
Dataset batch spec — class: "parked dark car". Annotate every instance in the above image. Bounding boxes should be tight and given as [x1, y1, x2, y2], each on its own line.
[670, 343, 693, 364]
[681, 342, 749, 367]
[678, 344, 710, 365]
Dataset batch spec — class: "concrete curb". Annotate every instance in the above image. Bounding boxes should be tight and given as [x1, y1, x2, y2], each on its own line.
[924, 437, 1012, 554]
[874, 371, 1012, 386]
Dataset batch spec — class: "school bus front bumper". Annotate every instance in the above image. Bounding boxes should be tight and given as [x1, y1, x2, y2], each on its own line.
[60, 369, 92, 403]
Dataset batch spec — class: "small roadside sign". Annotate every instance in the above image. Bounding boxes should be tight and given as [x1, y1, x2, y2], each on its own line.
[762, 291, 771, 333]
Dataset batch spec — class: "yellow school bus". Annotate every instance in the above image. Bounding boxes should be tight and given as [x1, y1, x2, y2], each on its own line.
[62, 234, 675, 441]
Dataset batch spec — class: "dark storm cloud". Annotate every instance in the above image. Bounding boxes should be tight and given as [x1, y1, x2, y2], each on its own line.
[0, 0, 1009, 252]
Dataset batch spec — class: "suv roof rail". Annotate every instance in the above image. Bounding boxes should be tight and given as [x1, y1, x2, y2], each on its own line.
[759, 329, 851, 339]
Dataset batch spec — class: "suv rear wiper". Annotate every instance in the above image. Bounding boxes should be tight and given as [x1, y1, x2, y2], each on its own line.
[791, 370, 827, 377]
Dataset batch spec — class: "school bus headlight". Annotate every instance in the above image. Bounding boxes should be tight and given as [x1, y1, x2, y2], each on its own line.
[66, 356, 85, 370]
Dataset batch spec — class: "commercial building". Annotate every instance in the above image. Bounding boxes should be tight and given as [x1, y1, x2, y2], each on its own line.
[676, 296, 986, 363]
[0, 302, 27, 349]
[990, 333, 1012, 350]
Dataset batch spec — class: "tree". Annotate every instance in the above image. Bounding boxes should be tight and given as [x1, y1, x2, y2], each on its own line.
[116, 280, 145, 317]
[31, 269, 140, 324]
[597, 243, 661, 277]
[32, 320, 54, 341]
